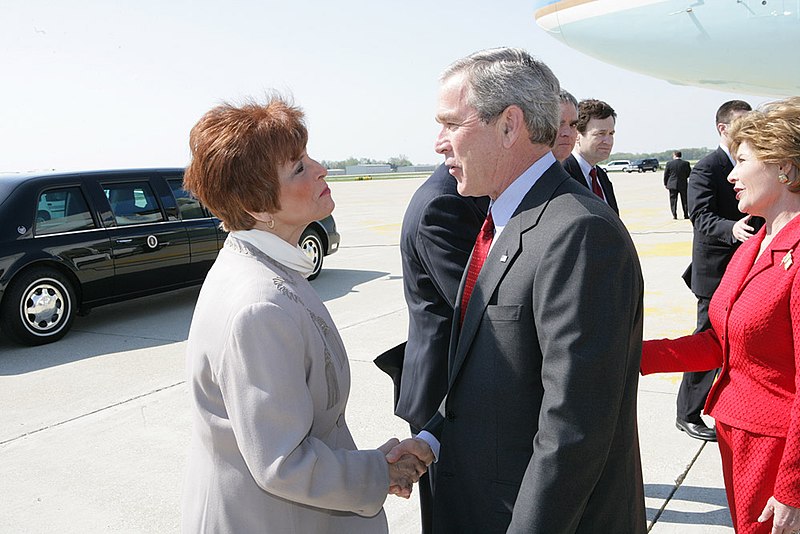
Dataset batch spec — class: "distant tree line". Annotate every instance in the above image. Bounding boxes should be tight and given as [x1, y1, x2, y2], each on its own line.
[321, 154, 413, 170]
[606, 147, 714, 163]
[326, 147, 715, 170]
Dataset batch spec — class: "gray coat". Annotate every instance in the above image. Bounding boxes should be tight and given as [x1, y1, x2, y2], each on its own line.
[426, 162, 646, 533]
[182, 236, 389, 534]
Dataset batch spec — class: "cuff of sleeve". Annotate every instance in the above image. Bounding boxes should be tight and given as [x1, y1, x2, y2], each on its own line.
[416, 431, 440, 463]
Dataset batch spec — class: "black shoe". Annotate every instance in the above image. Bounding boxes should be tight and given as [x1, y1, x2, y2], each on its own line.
[673, 216, 677, 220]
[675, 418, 717, 442]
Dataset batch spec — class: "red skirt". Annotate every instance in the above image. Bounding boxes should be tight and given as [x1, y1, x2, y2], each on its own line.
[716, 421, 787, 533]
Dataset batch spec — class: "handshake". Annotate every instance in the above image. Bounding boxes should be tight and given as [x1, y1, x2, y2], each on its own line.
[378, 437, 435, 499]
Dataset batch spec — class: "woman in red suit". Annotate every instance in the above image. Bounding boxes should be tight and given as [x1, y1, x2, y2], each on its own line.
[642, 97, 800, 534]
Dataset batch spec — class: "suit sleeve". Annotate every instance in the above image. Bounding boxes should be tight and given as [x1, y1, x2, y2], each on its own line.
[688, 159, 737, 245]
[664, 162, 672, 187]
[416, 193, 482, 308]
[217, 302, 389, 516]
[508, 215, 640, 530]
[640, 330, 723, 374]
[773, 270, 800, 507]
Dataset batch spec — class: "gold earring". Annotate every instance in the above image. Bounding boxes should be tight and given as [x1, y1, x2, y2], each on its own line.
[779, 173, 790, 184]
[267, 219, 275, 229]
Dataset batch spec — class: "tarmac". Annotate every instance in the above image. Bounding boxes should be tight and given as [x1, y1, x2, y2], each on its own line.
[0, 170, 733, 533]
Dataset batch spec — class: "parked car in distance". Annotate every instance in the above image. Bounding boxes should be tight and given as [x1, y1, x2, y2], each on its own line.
[600, 160, 630, 172]
[0, 168, 340, 345]
[624, 158, 660, 172]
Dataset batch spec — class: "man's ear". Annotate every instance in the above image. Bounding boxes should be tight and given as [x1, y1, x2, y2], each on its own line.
[500, 105, 525, 148]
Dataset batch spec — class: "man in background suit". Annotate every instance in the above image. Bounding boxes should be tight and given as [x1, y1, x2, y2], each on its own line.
[553, 89, 579, 162]
[388, 47, 646, 533]
[562, 99, 620, 213]
[678, 99, 756, 441]
[394, 163, 487, 532]
[664, 150, 691, 219]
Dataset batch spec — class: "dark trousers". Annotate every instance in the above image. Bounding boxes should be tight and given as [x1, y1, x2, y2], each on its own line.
[669, 187, 688, 218]
[412, 425, 435, 534]
[676, 296, 719, 422]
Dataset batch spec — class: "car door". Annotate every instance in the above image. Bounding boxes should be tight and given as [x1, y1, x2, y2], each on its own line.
[163, 173, 221, 282]
[97, 174, 191, 298]
[32, 181, 116, 305]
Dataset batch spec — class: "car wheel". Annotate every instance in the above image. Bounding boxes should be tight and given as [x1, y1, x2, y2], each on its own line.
[300, 228, 324, 281]
[1, 267, 77, 345]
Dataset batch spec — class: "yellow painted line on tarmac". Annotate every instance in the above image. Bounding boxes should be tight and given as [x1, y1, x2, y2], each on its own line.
[362, 222, 402, 234]
[636, 241, 691, 257]
[658, 374, 683, 385]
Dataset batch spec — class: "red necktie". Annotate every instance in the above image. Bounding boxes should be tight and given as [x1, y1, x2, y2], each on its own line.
[460, 212, 494, 325]
[589, 167, 605, 200]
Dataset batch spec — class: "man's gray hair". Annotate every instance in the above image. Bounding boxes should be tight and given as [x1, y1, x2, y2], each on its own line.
[559, 90, 578, 108]
[441, 47, 560, 146]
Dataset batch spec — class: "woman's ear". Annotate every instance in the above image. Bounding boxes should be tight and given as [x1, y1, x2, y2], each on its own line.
[778, 161, 797, 178]
[246, 210, 276, 230]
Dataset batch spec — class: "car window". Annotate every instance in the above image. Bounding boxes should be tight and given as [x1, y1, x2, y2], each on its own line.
[166, 179, 207, 220]
[34, 187, 96, 235]
[104, 181, 164, 226]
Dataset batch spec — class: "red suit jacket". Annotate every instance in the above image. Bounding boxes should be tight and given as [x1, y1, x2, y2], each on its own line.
[642, 214, 800, 505]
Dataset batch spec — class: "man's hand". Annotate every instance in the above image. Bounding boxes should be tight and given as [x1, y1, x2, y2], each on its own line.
[386, 437, 435, 466]
[378, 438, 428, 499]
[732, 214, 756, 242]
[757, 495, 800, 533]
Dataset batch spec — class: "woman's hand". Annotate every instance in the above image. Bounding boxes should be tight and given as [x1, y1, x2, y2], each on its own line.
[378, 438, 427, 499]
[758, 495, 800, 533]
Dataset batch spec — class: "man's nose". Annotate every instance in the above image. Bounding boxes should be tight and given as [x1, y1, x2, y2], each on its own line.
[434, 128, 449, 154]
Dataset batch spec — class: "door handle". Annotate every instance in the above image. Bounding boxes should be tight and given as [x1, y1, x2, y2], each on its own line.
[116, 238, 133, 244]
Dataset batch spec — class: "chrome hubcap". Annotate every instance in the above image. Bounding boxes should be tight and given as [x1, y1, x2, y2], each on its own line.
[302, 237, 320, 268]
[20, 280, 68, 334]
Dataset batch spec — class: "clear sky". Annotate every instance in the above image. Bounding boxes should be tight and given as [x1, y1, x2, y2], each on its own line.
[0, 0, 771, 172]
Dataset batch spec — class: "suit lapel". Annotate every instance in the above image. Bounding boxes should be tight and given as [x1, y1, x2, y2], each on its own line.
[744, 218, 800, 286]
[448, 163, 569, 388]
[724, 216, 800, 308]
[564, 155, 588, 190]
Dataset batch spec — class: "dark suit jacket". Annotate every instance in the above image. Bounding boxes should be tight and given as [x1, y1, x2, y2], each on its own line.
[562, 154, 619, 214]
[664, 158, 691, 190]
[394, 164, 488, 430]
[687, 147, 753, 297]
[425, 162, 646, 533]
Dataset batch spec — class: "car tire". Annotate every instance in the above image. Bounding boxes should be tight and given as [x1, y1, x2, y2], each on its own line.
[1, 267, 77, 345]
[299, 228, 324, 281]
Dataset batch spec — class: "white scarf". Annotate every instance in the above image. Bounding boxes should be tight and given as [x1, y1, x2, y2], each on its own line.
[231, 229, 316, 278]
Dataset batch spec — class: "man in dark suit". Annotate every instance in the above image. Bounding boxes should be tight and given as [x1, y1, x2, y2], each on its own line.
[678, 100, 757, 441]
[388, 47, 646, 533]
[562, 99, 620, 213]
[394, 163, 487, 532]
[664, 150, 691, 219]
[553, 89, 579, 162]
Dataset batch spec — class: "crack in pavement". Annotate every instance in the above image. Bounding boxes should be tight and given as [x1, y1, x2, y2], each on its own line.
[0, 381, 185, 446]
[647, 441, 707, 532]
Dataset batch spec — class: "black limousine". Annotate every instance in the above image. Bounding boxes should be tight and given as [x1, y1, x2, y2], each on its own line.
[0, 168, 339, 345]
